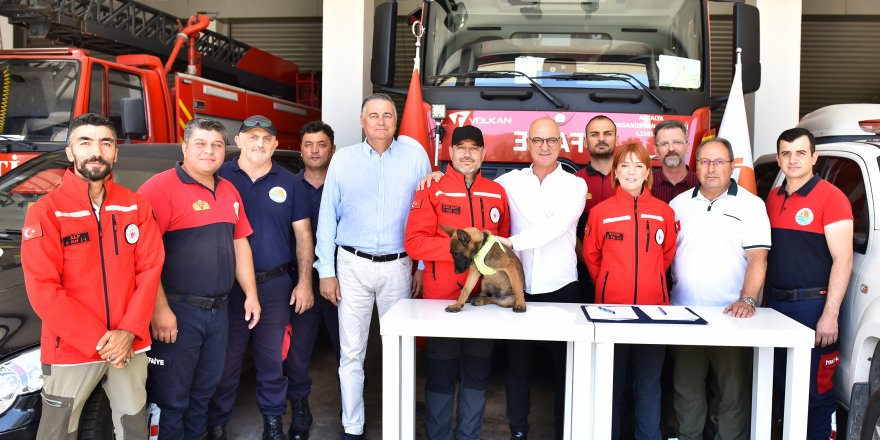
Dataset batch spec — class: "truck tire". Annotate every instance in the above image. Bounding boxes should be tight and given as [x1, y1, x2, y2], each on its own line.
[859, 343, 880, 440]
[862, 389, 880, 440]
[77, 388, 114, 440]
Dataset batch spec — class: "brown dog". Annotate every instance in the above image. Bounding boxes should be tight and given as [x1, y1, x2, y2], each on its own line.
[439, 225, 526, 313]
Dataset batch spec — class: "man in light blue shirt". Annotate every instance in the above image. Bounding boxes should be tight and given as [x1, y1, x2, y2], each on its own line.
[314, 93, 430, 440]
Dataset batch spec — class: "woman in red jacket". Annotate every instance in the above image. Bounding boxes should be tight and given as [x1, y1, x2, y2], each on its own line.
[583, 143, 676, 440]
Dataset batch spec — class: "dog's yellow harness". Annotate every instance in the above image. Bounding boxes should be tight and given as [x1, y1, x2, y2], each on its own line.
[474, 234, 506, 276]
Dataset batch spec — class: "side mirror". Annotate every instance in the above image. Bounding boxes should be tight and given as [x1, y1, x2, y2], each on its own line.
[371, 1, 398, 88]
[733, 3, 760, 94]
[120, 97, 147, 140]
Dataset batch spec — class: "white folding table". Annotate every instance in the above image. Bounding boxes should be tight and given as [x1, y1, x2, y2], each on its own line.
[380, 299, 594, 440]
[590, 306, 815, 439]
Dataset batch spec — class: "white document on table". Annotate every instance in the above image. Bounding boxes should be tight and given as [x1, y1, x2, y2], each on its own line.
[585, 305, 639, 321]
[641, 306, 700, 321]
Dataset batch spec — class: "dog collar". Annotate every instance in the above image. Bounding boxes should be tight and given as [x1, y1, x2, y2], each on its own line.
[474, 234, 506, 276]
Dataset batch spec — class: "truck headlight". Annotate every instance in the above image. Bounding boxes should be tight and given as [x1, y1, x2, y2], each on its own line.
[0, 348, 43, 414]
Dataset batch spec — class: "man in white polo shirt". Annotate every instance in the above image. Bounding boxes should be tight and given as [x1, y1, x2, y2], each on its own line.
[668, 137, 771, 440]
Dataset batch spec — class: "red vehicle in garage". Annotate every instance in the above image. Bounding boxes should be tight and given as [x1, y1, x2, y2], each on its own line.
[0, 0, 320, 177]
[372, 0, 760, 174]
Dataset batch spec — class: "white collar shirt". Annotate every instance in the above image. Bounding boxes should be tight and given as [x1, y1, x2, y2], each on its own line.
[669, 182, 771, 306]
[496, 163, 587, 294]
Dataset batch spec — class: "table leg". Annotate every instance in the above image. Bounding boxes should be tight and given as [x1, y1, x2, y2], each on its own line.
[593, 342, 615, 439]
[401, 336, 416, 439]
[783, 346, 811, 440]
[563, 342, 573, 440]
[571, 340, 592, 440]
[382, 334, 402, 440]
[751, 346, 773, 439]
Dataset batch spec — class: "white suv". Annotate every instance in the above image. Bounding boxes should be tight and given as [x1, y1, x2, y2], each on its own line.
[757, 104, 880, 439]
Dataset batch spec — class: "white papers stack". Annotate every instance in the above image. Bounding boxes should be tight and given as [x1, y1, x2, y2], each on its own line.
[641, 306, 700, 321]
[585, 305, 639, 321]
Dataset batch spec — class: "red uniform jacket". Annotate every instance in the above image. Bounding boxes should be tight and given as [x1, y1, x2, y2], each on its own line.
[21, 170, 164, 364]
[583, 187, 676, 305]
[405, 168, 510, 299]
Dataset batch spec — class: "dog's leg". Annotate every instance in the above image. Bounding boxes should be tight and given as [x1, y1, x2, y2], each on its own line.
[489, 294, 515, 308]
[502, 267, 527, 313]
[474, 295, 509, 307]
[445, 266, 481, 313]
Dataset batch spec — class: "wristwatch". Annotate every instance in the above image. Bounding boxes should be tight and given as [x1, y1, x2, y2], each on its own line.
[740, 296, 757, 308]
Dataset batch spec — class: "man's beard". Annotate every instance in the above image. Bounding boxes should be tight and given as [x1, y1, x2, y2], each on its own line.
[76, 157, 112, 182]
[663, 154, 682, 168]
[589, 144, 614, 160]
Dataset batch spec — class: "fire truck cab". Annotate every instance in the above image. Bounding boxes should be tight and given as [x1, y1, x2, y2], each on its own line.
[372, 0, 759, 171]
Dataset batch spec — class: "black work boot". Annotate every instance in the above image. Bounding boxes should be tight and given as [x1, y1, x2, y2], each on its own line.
[289, 398, 313, 440]
[206, 424, 228, 440]
[262, 415, 287, 440]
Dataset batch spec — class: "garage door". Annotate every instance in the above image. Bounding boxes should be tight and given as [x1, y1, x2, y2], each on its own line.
[709, 15, 880, 124]
[228, 18, 322, 73]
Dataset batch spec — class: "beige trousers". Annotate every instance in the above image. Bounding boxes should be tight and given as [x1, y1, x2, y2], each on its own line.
[37, 352, 149, 440]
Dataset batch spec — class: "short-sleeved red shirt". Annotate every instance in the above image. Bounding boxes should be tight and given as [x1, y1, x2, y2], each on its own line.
[765, 175, 852, 290]
[138, 163, 252, 297]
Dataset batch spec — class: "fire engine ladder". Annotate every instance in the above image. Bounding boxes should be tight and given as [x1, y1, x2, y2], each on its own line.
[0, 0, 297, 100]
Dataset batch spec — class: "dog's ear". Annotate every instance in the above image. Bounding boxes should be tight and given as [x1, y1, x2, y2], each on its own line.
[456, 229, 471, 245]
[439, 225, 456, 238]
[483, 231, 490, 245]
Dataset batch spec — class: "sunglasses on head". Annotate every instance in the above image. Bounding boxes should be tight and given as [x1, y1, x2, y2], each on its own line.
[243, 119, 272, 128]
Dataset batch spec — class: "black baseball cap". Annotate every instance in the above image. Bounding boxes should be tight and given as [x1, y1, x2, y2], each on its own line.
[451, 125, 484, 147]
[240, 115, 277, 136]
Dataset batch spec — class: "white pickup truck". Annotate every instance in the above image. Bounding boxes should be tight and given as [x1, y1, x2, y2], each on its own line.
[755, 104, 880, 439]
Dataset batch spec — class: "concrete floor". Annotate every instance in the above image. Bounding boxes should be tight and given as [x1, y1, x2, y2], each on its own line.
[227, 310, 557, 439]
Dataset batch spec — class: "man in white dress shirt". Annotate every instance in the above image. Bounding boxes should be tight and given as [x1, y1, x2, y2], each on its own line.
[495, 117, 587, 440]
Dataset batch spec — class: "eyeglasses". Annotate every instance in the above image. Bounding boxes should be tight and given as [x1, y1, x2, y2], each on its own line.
[697, 158, 733, 168]
[453, 145, 483, 154]
[529, 137, 561, 147]
[243, 119, 273, 128]
[656, 140, 686, 149]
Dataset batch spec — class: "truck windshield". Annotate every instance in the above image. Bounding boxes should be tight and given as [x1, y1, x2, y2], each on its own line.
[0, 60, 78, 142]
[424, 0, 704, 90]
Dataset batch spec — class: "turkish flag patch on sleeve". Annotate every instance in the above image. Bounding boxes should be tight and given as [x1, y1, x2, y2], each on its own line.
[411, 199, 422, 210]
[674, 220, 681, 233]
[22, 223, 43, 241]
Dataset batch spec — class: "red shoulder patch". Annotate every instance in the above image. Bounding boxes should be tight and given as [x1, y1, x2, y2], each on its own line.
[22, 223, 43, 241]
[411, 199, 422, 210]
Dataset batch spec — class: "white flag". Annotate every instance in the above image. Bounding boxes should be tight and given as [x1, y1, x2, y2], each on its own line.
[718, 48, 757, 194]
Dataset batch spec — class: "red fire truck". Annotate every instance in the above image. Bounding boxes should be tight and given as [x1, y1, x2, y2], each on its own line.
[0, 0, 320, 176]
[372, 0, 760, 173]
